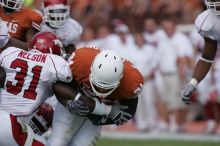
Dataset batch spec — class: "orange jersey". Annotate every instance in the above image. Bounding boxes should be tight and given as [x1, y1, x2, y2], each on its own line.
[0, 7, 42, 41]
[69, 47, 144, 100]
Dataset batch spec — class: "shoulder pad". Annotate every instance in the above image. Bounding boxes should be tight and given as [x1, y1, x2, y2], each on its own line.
[195, 10, 214, 32]
[195, 10, 215, 32]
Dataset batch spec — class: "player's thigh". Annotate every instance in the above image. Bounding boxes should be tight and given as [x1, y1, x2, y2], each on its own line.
[69, 119, 101, 146]
[0, 110, 19, 146]
[47, 103, 85, 146]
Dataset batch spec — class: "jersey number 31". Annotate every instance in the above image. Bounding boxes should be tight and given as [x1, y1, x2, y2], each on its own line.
[6, 59, 42, 100]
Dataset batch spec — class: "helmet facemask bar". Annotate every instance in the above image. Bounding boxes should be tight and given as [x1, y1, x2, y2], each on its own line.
[43, 4, 70, 28]
[0, 0, 23, 10]
[28, 114, 49, 136]
[206, 0, 220, 15]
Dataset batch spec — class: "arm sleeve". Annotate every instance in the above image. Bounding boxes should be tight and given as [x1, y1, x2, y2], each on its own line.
[0, 66, 6, 88]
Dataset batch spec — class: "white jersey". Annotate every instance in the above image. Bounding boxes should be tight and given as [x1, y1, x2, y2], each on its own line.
[195, 9, 220, 41]
[41, 18, 83, 46]
[0, 47, 72, 116]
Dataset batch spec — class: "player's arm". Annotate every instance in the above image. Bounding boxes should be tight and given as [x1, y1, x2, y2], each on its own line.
[52, 81, 95, 110]
[3, 38, 28, 51]
[52, 81, 112, 115]
[0, 66, 6, 88]
[25, 28, 39, 43]
[182, 37, 217, 104]
[192, 37, 217, 81]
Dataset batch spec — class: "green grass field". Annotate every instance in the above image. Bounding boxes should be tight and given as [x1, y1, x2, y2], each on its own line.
[97, 139, 220, 146]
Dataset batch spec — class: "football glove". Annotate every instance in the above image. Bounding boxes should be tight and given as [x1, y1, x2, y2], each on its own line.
[108, 104, 132, 126]
[181, 83, 196, 104]
[67, 100, 90, 116]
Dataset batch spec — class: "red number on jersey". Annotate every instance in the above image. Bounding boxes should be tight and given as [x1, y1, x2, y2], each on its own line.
[6, 59, 42, 100]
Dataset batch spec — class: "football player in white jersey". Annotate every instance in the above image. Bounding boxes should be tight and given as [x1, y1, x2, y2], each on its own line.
[0, 102, 54, 146]
[41, 0, 83, 55]
[182, 0, 220, 103]
[0, 31, 72, 146]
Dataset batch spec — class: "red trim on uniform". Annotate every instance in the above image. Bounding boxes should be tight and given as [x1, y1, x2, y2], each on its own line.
[0, 50, 20, 65]
[48, 55, 60, 81]
[10, 115, 27, 146]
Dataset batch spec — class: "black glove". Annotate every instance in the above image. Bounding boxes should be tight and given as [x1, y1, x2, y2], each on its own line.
[181, 84, 196, 104]
[108, 105, 132, 126]
[67, 100, 90, 116]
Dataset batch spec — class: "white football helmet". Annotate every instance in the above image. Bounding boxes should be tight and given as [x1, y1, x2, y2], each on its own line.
[0, 0, 24, 10]
[89, 50, 124, 97]
[206, 0, 220, 15]
[42, 0, 70, 28]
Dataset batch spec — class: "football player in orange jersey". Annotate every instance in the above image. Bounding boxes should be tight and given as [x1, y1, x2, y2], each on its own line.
[0, 0, 42, 43]
[48, 48, 144, 146]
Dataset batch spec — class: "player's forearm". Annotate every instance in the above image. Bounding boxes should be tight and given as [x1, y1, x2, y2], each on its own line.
[192, 59, 213, 84]
[4, 38, 28, 51]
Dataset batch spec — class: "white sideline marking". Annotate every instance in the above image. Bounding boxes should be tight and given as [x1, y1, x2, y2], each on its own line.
[101, 131, 220, 142]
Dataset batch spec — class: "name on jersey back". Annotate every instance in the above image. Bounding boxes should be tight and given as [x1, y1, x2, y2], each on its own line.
[18, 50, 47, 63]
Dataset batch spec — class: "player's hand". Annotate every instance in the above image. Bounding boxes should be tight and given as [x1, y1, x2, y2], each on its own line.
[181, 84, 196, 104]
[0, 20, 9, 48]
[108, 104, 132, 126]
[67, 100, 90, 116]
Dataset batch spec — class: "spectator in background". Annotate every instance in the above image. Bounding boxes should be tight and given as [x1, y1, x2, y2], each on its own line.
[77, 27, 99, 48]
[143, 17, 166, 48]
[133, 32, 158, 132]
[107, 23, 135, 62]
[157, 18, 193, 132]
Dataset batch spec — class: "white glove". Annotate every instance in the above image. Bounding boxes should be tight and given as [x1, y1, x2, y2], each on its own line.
[181, 83, 196, 104]
[0, 20, 9, 48]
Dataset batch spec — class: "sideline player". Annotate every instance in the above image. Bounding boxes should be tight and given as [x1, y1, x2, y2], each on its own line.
[182, 0, 220, 103]
[0, 102, 54, 146]
[48, 48, 144, 146]
[0, 31, 72, 146]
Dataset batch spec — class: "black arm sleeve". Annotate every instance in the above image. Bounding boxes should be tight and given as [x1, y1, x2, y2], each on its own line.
[0, 66, 6, 88]
[119, 97, 138, 117]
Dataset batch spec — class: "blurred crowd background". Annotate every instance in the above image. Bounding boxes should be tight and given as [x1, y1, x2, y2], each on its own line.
[26, 0, 220, 134]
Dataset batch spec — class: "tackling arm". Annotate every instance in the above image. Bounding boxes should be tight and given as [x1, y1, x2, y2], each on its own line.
[52, 81, 96, 112]
[3, 38, 28, 51]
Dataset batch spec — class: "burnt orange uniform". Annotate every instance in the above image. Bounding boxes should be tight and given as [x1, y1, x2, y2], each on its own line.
[0, 7, 42, 41]
[69, 47, 144, 100]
